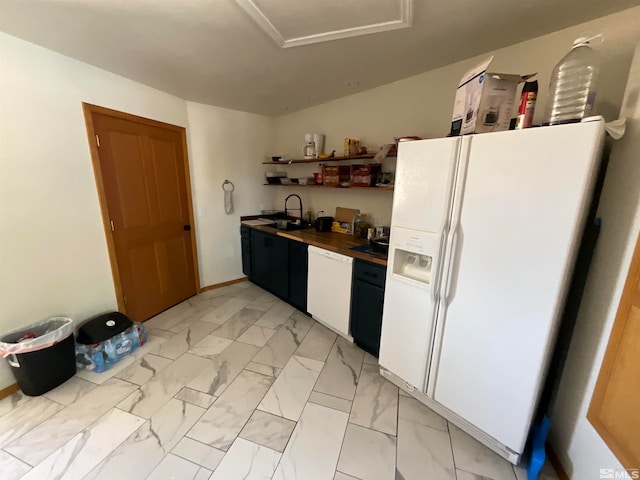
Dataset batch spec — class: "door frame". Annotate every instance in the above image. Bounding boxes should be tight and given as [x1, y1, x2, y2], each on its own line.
[588, 233, 640, 471]
[82, 103, 201, 314]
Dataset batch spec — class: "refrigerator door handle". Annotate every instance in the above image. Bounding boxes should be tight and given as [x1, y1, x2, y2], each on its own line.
[430, 230, 447, 302]
[441, 136, 471, 304]
[444, 225, 464, 303]
[431, 142, 461, 303]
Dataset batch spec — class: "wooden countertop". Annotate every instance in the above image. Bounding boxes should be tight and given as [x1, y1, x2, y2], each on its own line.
[242, 223, 388, 267]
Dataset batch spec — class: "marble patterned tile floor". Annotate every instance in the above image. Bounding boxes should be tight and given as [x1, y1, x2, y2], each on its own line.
[0, 282, 560, 480]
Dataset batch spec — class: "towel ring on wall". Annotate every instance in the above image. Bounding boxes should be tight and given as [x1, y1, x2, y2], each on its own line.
[222, 180, 235, 215]
[222, 180, 235, 192]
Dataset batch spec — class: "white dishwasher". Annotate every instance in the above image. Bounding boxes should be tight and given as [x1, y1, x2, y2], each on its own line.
[307, 245, 354, 340]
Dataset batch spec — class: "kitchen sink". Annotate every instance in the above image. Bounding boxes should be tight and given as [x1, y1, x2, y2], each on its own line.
[350, 244, 388, 259]
[264, 219, 312, 231]
[281, 223, 307, 231]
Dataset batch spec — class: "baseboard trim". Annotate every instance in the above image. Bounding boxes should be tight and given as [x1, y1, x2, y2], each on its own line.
[546, 442, 570, 480]
[200, 277, 248, 292]
[0, 382, 20, 400]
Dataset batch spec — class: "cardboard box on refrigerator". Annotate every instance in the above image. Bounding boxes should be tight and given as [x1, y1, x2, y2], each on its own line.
[450, 56, 535, 136]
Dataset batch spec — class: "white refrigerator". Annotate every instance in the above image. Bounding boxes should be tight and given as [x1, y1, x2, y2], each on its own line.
[379, 119, 605, 463]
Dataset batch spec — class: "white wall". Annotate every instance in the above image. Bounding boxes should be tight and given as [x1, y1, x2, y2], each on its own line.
[273, 7, 640, 226]
[185, 101, 275, 287]
[0, 33, 273, 390]
[0, 32, 190, 389]
[549, 41, 640, 479]
[261, 159, 396, 226]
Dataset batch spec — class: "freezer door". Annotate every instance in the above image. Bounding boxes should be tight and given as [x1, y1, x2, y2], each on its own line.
[379, 227, 443, 391]
[391, 137, 461, 233]
[380, 137, 461, 392]
[432, 121, 604, 454]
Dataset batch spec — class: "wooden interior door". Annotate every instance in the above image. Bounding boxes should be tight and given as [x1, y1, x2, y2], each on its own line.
[84, 105, 198, 322]
[588, 233, 640, 472]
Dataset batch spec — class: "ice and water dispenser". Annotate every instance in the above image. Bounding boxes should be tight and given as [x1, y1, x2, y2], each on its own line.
[389, 228, 438, 287]
[393, 250, 433, 284]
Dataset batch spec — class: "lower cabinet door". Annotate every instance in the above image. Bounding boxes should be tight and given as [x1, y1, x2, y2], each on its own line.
[251, 230, 270, 286]
[241, 237, 251, 277]
[270, 235, 289, 298]
[288, 240, 308, 311]
[251, 230, 288, 298]
[351, 279, 384, 356]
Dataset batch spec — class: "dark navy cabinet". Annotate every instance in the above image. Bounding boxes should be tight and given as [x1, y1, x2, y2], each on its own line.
[288, 240, 308, 312]
[240, 225, 252, 277]
[251, 229, 288, 299]
[350, 259, 387, 356]
[242, 226, 308, 311]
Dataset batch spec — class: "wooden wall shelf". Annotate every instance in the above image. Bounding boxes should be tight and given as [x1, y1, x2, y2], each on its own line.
[263, 183, 394, 191]
[262, 154, 379, 165]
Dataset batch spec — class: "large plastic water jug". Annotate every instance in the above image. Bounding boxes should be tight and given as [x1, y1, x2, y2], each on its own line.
[544, 35, 602, 125]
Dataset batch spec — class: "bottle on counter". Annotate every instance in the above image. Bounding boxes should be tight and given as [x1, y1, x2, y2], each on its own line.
[305, 207, 315, 226]
[544, 35, 602, 125]
[353, 213, 364, 238]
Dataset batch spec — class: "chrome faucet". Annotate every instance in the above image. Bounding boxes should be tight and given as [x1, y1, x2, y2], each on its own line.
[284, 194, 303, 224]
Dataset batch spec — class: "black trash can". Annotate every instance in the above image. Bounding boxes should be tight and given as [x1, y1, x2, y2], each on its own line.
[0, 317, 76, 396]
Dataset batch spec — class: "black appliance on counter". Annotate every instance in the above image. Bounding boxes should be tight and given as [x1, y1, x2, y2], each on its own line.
[315, 215, 333, 232]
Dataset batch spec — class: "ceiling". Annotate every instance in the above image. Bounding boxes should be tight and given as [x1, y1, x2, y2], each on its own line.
[234, 0, 412, 48]
[0, 0, 637, 116]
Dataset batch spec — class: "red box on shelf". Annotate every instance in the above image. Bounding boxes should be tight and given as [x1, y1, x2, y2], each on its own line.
[323, 165, 351, 186]
[351, 164, 382, 187]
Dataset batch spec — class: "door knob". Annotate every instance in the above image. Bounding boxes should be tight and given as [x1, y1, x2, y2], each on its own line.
[183, 225, 191, 231]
